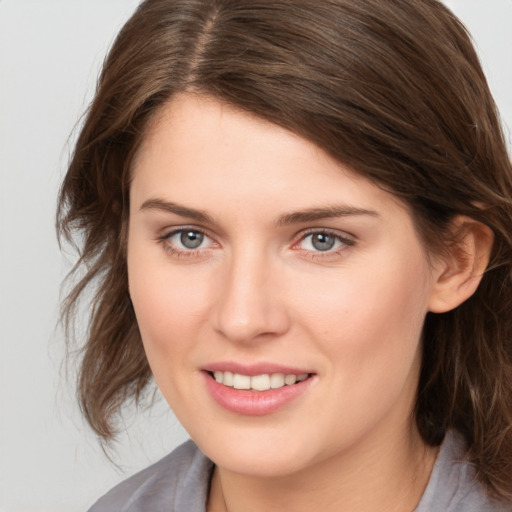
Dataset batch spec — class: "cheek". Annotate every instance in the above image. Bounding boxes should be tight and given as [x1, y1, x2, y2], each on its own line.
[127, 247, 212, 359]
[291, 249, 431, 372]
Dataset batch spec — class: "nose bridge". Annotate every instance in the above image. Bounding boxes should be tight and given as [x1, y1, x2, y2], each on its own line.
[214, 241, 288, 343]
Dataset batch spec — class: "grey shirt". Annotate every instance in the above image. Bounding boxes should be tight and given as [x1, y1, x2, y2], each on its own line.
[88, 432, 510, 511]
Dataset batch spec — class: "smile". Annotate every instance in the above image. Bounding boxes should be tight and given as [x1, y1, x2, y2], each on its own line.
[203, 367, 316, 415]
[212, 371, 309, 391]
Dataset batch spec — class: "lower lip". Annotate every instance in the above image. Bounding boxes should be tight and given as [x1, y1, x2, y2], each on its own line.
[203, 372, 315, 415]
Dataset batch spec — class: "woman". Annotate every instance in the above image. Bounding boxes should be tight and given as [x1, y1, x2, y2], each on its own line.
[57, 0, 512, 510]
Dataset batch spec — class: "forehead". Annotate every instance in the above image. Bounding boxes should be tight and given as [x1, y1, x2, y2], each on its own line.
[130, 93, 411, 225]
[134, 92, 317, 181]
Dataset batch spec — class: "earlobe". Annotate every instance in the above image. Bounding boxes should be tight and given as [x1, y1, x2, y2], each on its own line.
[428, 216, 494, 313]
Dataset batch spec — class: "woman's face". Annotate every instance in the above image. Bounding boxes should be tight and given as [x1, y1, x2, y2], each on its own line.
[128, 93, 440, 477]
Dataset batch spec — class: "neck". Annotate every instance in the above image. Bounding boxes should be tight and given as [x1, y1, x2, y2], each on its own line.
[207, 421, 438, 512]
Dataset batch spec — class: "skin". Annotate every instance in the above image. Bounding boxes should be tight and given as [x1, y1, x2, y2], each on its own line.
[127, 93, 488, 511]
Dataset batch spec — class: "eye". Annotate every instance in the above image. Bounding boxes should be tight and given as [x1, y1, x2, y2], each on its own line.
[297, 231, 354, 253]
[175, 229, 205, 249]
[159, 228, 215, 255]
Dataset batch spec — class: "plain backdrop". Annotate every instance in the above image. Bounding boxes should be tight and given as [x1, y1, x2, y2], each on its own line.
[0, 1, 510, 511]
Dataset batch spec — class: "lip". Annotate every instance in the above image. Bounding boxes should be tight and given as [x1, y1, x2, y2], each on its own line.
[202, 361, 315, 377]
[201, 363, 316, 416]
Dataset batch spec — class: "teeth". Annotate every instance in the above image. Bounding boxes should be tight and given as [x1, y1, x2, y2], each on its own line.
[284, 374, 297, 385]
[223, 371, 234, 386]
[212, 371, 309, 391]
[251, 374, 271, 391]
[233, 374, 251, 389]
[270, 373, 285, 389]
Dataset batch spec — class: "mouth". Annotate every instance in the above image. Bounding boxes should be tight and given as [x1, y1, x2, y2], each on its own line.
[202, 365, 316, 415]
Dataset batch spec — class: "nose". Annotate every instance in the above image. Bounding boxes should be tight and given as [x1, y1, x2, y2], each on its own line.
[212, 247, 290, 344]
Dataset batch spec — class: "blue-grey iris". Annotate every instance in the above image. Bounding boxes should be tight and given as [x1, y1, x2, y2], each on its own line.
[312, 233, 336, 251]
[180, 230, 204, 249]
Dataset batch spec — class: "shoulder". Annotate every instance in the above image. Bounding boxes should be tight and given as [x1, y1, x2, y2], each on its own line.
[87, 439, 214, 512]
[416, 431, 511, 512]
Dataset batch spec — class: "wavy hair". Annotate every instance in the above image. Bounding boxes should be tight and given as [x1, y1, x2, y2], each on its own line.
[57, 0, 512, 499]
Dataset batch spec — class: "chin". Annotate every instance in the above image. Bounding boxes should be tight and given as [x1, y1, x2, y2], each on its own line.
[208, 446, 311, 478]
[190, 422, 324, 478]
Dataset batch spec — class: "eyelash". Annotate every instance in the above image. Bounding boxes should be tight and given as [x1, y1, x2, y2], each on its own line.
[294, 229, 355, 259]
[157, 228, 214, 259]
[157, 227, 355, 260]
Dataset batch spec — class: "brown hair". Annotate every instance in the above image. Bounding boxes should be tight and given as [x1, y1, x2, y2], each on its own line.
[57, 0, 512, 499]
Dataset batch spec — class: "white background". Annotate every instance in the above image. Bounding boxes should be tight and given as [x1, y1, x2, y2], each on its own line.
[0, 1, 510, 511]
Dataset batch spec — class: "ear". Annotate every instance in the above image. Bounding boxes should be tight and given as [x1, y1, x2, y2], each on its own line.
[428, 216, 494, 313]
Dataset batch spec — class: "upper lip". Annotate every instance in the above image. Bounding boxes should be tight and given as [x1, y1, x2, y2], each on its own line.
[201, 361, 314, 376]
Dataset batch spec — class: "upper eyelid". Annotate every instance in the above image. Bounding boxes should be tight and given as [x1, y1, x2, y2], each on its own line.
[295, 227, 356, 242]
[160, 225, 212, 239]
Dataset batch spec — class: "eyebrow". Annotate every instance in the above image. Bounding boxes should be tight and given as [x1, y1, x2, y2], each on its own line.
[140, 198, 214, 224]
[140, 198, 379, 225]
[275, 205, 380, 226]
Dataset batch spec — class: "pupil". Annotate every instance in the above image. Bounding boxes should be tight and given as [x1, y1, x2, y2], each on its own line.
[180, 230, 203, 249]
[312, 233, 335, 251]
